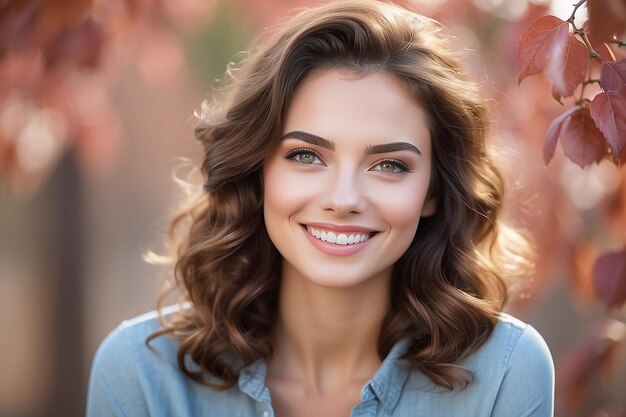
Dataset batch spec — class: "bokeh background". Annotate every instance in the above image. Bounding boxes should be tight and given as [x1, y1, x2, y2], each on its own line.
[1, 0, 625, 416]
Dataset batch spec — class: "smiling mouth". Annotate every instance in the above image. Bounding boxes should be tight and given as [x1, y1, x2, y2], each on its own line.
[305, 225, 372, 245]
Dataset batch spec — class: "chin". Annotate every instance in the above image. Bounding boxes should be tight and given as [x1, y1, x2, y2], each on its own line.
[298, 265, 391, 290]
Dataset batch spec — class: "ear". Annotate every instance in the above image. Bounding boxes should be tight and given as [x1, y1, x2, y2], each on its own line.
[421, 196, 437, 217]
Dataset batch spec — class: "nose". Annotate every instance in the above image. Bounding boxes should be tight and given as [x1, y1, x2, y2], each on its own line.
[318, 169, 368, 215]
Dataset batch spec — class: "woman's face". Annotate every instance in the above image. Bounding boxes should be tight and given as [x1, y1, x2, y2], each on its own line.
[262, 69, 435, 289]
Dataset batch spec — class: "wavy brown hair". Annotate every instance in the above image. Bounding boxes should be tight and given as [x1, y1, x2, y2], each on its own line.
[148, 0, 533, 391]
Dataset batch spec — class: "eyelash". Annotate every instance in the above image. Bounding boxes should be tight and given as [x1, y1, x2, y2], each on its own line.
[284, 147, 325, 165]
[372, 159, 412, 174]
[283, 147, 412, 174]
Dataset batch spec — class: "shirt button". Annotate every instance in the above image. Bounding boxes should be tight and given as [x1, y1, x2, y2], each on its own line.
[262, 412, 269, 417]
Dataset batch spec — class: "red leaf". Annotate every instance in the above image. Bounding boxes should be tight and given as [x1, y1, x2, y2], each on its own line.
[600, 59, 626, 91]
[543, 106, 579, 165]
[584, 21, 617, 62]
[518, 15, 568, 84]
[589, 88, 626, 158]
[546, 34, 588, 102]
[593, 248, 626, 308]
[561, 106, 608, 167]
[587, 0, 626, 45]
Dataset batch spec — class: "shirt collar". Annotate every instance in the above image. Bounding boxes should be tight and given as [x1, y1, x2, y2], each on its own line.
[362, 338, 412, 413]
[238, 359, 271, 404]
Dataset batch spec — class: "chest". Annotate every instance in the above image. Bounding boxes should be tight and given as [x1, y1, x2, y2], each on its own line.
[271, 397, 357, 417]
[266, 377, 366, 417]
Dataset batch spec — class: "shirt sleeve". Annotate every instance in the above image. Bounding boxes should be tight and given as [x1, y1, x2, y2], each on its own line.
[490, 324, 555, 417]
[86, 325, 149, 417]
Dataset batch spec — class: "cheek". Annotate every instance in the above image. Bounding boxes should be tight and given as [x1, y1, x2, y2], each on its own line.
[385, 198, 424, 231]
[262, 162, 310, 228]
[387, 202, 425, 261]
[372, 180, 429, 223]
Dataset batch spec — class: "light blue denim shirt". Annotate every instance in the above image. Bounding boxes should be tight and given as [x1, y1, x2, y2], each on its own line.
[86, 310, 554, 417]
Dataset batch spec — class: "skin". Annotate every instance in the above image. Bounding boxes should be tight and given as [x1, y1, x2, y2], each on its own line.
[262, 69, 435, 417]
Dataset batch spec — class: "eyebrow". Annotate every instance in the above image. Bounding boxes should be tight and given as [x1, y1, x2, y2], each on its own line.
[281, 131, 335, 150]
[281, 130, 421, 155]
[365, 142, 421, 156]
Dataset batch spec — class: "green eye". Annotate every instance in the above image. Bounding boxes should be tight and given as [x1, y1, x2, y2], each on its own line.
[298, 152, 316, 164]
[371, 159, 410, 174]
[285, 148, 324, 165]
[379, 161, 396, 172]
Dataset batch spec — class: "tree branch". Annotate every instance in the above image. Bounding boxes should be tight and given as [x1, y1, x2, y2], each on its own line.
[609, 39, 626, 48]
[567, 0, 588, 23]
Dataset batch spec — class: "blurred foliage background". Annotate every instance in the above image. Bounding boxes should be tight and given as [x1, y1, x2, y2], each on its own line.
[0, 0, 625, 416]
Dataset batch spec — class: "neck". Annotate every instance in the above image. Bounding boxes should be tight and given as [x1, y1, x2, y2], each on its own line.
[269, 261, 391, 394]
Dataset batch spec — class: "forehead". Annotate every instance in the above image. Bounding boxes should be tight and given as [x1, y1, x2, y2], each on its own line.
[283, 69, 431, 151]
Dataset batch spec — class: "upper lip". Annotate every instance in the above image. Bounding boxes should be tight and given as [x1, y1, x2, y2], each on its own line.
[302, 222, 378, 233]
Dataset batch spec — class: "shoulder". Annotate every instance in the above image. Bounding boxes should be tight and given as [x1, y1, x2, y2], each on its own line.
[90, 307, 181, 373]
[86, 307, 186, 416]
[398, 313, 554, 416]
[469, 313, 555, 416]
[87, 306, 261, 416]
[465, 313, 554, 384]
[484, 313, 553, 370]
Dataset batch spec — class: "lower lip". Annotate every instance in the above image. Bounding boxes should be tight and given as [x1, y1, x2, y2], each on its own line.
[301, 225, 375, 256]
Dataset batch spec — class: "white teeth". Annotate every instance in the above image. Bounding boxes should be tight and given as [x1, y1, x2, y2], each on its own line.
[305, 226, 371, 245]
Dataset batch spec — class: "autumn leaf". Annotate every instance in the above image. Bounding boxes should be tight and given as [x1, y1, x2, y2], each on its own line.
[593, 248, 626, 308]
[584, 21, 617, 62]
[560, 106, 608, 167]
[601, 59, 626, 92]
[518, 15, 586, 102]
[543, 106, 606, 167]
[544, 106, 579, 165]
[546, 33, 587, 102]
[0, 0, 218, 196]
[518, 15, 568, 84]
[589, 88, 626, 160]
[587, 0, 626, 45]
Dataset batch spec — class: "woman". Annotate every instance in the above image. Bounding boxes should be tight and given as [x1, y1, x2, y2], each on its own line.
[87, 1, 554, 416]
